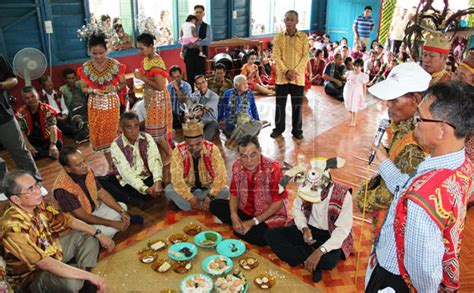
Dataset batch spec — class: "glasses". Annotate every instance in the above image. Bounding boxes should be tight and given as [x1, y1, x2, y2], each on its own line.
[16, 182, 42, 196]
[413, 112, 456, 130]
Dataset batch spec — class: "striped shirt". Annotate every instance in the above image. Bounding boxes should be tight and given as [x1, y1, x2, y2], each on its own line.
[374, 148, 466, 292]
[354, 15, 374, 38]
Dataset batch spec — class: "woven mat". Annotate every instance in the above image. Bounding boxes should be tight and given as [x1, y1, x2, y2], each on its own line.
[93, 216, 319, 292]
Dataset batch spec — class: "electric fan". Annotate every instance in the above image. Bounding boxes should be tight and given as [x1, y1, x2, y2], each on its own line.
[12, 48, 48, 86]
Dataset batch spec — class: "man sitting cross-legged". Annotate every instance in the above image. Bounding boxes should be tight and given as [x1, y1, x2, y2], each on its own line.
[54, 146, 136, 238]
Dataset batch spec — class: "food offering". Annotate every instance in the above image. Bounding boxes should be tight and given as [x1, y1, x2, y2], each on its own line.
[148, 239, 167, 251]
[183, 223, 202, 236]
[168, 242, 198, 261]
[238, 257, 259, 270]
[168, 233, 188, 244]
[201, 255, 233, 276]
[159, 289, 176, 293]
[194, 231, 222, 248]
[216, 239, 246, 258]
[253, 273, 276, 290]
[137, 249, 158, 264]
[173, 261, 193, 274]
[180, 274, 213, 293]
[151, 258, 172, 273]
[215, 269, 248, 293]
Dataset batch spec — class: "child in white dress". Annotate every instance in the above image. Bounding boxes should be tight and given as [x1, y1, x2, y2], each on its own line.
[180, 15, 205, 58]
[343, 58, 369, 126]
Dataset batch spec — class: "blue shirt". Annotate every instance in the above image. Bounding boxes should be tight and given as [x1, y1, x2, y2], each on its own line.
[167, 80, 192, 116]
[354, 15, 374, 38]
[374, 148, 466, 292]
[219, 88, 259, 133]
[187, 89, 219, 123]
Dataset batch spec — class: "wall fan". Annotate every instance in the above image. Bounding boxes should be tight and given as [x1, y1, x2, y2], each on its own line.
[12, 48, 47, 86]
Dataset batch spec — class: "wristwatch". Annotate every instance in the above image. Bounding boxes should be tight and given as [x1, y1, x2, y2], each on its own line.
[319, 246, 327, 254]
[253, 217, 260, 226]
[94, 228, 102, 238]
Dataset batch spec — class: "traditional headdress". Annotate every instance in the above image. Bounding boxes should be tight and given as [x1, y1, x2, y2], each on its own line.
[182, 118, 204, 138]
[423, 32, 452, 54]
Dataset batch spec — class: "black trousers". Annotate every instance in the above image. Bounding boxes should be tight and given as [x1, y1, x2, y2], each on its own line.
[30, 139, 63, 159]
[209, 199, 269, 246]
[184, 48, 205, 85]
[324, 82, 344, 101]
[273, 84, 304, 135]
[97, 175, 153, 210]
[264, 225, 342, 270]
[390, 39, 403, 55]
[365, 264, 409, 293]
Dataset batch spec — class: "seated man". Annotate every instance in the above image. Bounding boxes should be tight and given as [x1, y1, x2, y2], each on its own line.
[165, 119, 229, 211]
[219, 75, 262, 147]
[187, 75, 219, 140]
[167, 65, 192, 129]
[207, 63, 233, 102]
[54, 146, 133, 238]
[99, 111, 163, 210]
[322, 53, 345, 101]
[210, 135, 288, 246]
[0, 170, 114, 292]
[16, 86, 63, 160]
[264, 157, 353, 282]
[59, 68, 89, 143]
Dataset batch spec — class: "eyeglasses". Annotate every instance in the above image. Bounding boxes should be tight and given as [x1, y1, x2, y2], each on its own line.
[413, 112, 456, 130]
[16, 182, 42, 196]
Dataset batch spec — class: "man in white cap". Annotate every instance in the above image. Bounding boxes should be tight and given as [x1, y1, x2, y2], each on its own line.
[356, 63, 432, 242]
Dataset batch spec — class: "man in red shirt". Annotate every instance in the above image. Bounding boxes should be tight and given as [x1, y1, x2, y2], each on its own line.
[210, 135, 288, 246]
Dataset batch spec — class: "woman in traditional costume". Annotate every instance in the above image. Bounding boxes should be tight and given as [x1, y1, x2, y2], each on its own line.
[78, 34, 126, 171]
[134, 33, 173, 182]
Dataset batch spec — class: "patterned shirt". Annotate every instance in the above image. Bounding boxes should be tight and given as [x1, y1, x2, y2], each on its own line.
[354, 15, 375, 38]
[207, 77, 233, 98]
[170, 141, 227, 200]
[167, 80, 192, 116]
[187, 89, 219, 123]
[374, 148, 466, 292]
[0, 202, 71, 288]
[272, 31, 309, 86]
[219, 88, 259, 133]
[110, 132, 163, 194]
[59, 81, 87, 111]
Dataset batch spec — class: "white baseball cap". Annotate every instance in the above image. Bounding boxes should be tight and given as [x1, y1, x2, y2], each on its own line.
[369, 62, 432, 101]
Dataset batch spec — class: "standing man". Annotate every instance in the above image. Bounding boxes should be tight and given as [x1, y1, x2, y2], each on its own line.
[187, 75, 219, 140]
[184, 5, 213, 85]
[0, 55, 42, 181]
[353, 6, 375, 50]
[167, 65, 192, 129]
[422, 33, 452, 85]
[389, 8, 409, 54]
[366, 82, 474, 292]
[1, 170, 115, 292]
[165, 119, 229, 211]
[270, 10, 309, 140]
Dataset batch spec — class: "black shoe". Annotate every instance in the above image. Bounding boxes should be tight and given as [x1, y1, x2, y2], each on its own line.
[270, 131, 282, 138]
[292, 132, 304, 140]
[312, 269, 322, 282]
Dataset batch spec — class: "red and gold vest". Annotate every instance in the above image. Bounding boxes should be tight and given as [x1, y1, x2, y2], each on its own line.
[177, 140, 215, 179]
[394, 158, 473, 292]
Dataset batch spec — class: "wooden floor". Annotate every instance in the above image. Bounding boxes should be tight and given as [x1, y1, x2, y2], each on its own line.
[1, 85, 473, 291]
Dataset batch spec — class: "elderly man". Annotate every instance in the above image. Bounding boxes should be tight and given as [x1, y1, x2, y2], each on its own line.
[97, 112, 163, 210]
[54, 147, 133, 238]
[355, 63, 430, 238]
[265, 157, 353, 282]
[210, 135, 288, 246]
[422, 33, 452, 85]
[167, 65, 192, 129]
[219, 75, 262, 148]
[16, 86, 63, 160]
[323, 53, 345, 101]
[165, 119, 229, 211]
[0, 170, 114, 292]
[366, 82, 474, 292]
[270, 10, 309, 140]
[187, 75, 219, 140]
[353, 6, 375, 49]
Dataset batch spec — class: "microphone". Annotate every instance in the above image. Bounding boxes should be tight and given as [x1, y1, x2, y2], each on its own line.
[368, 119, 391, 165]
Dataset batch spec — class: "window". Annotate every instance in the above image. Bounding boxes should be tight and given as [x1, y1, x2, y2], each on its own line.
[251, 0, 312, 35]
[88, 0, 135, 51]
[137, 0, 175, 46]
